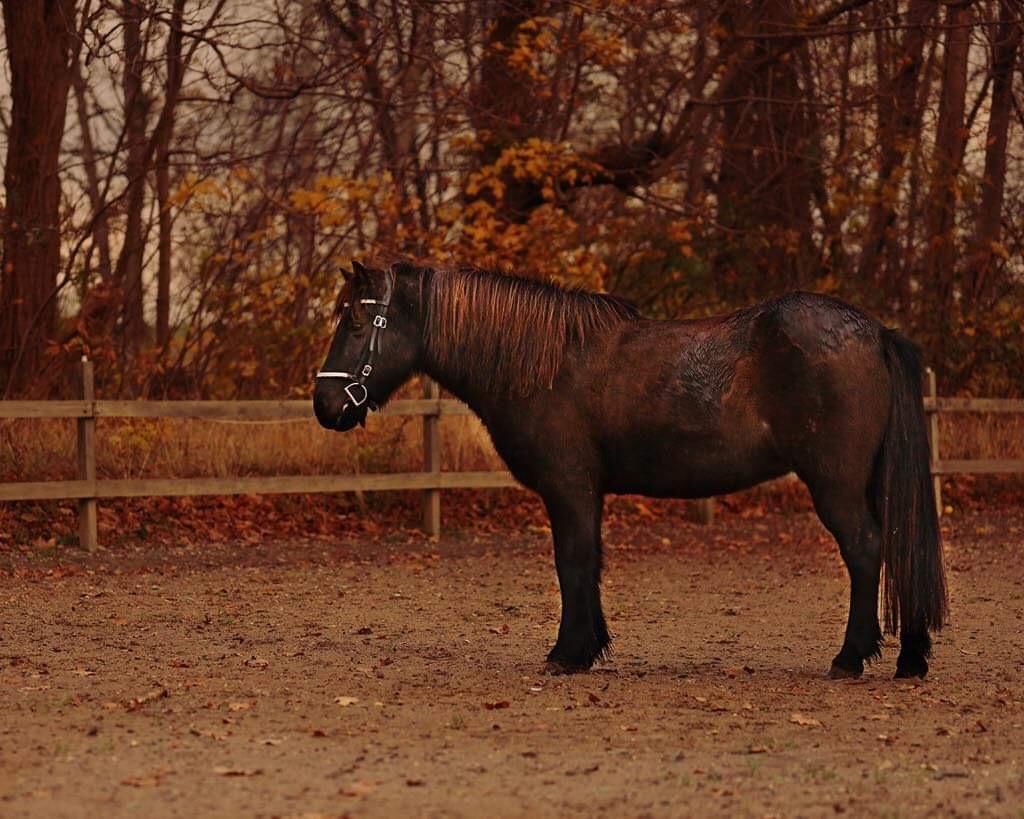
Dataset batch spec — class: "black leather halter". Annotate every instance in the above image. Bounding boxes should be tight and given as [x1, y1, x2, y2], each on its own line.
[315, 269, 395, 412]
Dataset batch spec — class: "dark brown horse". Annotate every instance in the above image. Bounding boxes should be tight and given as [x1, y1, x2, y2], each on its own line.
[314, 261, 948, 679]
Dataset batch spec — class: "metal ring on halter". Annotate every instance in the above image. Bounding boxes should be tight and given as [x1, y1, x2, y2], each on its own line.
[343, 382, 369, 408]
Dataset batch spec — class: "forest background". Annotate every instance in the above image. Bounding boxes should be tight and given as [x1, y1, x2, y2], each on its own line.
[1, 0, 1022, 401]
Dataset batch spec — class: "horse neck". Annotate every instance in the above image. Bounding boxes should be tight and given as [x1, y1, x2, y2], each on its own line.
[419, 332, 494, 414]
[416, 287, 504, 415]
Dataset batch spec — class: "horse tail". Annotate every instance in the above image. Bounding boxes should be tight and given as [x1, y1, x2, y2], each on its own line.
[873, 329, 948, 647]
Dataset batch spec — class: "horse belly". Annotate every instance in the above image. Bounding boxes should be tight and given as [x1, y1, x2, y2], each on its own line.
[602, 424, 788, 499]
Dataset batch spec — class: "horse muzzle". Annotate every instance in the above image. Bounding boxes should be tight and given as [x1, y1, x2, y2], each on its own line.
[314, 381, 370, 431]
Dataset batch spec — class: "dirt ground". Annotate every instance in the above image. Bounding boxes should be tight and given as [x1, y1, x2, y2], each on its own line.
[2, 506, 1023, 818]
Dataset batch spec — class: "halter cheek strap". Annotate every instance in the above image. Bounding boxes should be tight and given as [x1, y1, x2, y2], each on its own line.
[315, 271, 395, 412]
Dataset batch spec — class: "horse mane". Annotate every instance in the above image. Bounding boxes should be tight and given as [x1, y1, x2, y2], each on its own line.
[421, 265, 640, 396]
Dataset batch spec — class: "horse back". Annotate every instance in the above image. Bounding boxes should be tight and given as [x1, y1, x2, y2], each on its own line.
[539, 292, 889, 498]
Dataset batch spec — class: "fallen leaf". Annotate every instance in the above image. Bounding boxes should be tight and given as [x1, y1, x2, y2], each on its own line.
[340, 780, 376, 797]
[334, 696, 359, 707]
[121, 768, 173, 787]
[483, 701, 510, 710]
[213, 766, 262, 777]
[189, 726, 227, 741]
[126, 688, 169, 712]
[228, 702, 251, 712]
[933, 769, 969, 780]
[790, 713, 822, 727]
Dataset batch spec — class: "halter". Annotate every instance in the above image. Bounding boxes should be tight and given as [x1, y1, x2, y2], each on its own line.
[315, 269, 395, 412]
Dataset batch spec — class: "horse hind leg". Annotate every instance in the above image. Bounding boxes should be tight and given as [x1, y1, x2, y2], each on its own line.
[808, 485, 884, 678]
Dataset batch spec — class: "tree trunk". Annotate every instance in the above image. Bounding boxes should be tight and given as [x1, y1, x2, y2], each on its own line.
[116, 0, 151, 352]
[156, 0, 186, 348]
[924, 1, 973, 300]
[72, 63, 113, 284]
[855, 0, 937, 287]
[966, 0, 1021, 305]
[469, 0, 544, 221]
[0, 0, 77, 394]
[715, 0, 823, 293]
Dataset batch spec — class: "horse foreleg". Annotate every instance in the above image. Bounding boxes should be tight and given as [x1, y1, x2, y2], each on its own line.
[542, 491, 610, 674]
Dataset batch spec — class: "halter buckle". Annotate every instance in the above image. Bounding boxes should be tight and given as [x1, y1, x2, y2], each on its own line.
[361, 364, 373, 377]
[373, 315, 387, 329]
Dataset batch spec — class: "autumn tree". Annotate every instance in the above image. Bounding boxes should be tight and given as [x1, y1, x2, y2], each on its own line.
[1, 0, 1021, 397]
[0, 0, 77, 394]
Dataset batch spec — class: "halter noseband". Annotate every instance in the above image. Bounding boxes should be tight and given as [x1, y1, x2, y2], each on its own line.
[316, 269, 395, 412]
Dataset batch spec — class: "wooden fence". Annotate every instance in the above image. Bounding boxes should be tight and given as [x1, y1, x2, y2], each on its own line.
[1, 361, 1022, 549]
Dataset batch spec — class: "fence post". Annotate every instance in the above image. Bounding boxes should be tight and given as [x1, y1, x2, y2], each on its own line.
[422, 377, 441, 537]
[697, 498, 715, 525]
[77, 357, 98, 550]
[925, 366, 942, 517]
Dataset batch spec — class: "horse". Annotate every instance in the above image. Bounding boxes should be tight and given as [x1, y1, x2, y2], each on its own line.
[313, 261, 948, 679]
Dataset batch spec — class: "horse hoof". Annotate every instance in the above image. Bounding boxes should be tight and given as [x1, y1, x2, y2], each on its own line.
[544, 659, 588, 676]
[894, 662, 928, 680]
[827, 662, 863, 680]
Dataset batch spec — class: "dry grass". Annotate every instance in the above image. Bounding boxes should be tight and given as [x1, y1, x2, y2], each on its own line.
[0, 414, 502, 483]
[936, 412, 1024, 461]
[0, 407, 1019, 485]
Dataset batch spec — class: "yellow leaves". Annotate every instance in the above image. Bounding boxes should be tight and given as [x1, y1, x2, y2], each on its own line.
[504, 15, 563, 82]
[578, 28, 627, 67]
[289, 188, 331, 213]
[502, 14, 625, 79]
[170, 173, 226, 207]
[815, 273, 840, 294]
[469, 139, 594, 194]
[315, 174, 347, 190]
[517, 16, 559, 33]
[286, 173, 392, 228]
[465, 173, 505, 200]
[668, 220, 695, 258]
[450, 132, 481, 153]
[989, 241, 1010, 260]
[667, 221, 692, 244]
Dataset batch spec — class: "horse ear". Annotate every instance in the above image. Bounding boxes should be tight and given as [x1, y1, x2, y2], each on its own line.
[340, 264, 354, 283]
[351, 260, 370, 280]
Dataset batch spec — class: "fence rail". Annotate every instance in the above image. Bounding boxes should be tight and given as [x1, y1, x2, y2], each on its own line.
[1, 362, 1021, 549]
